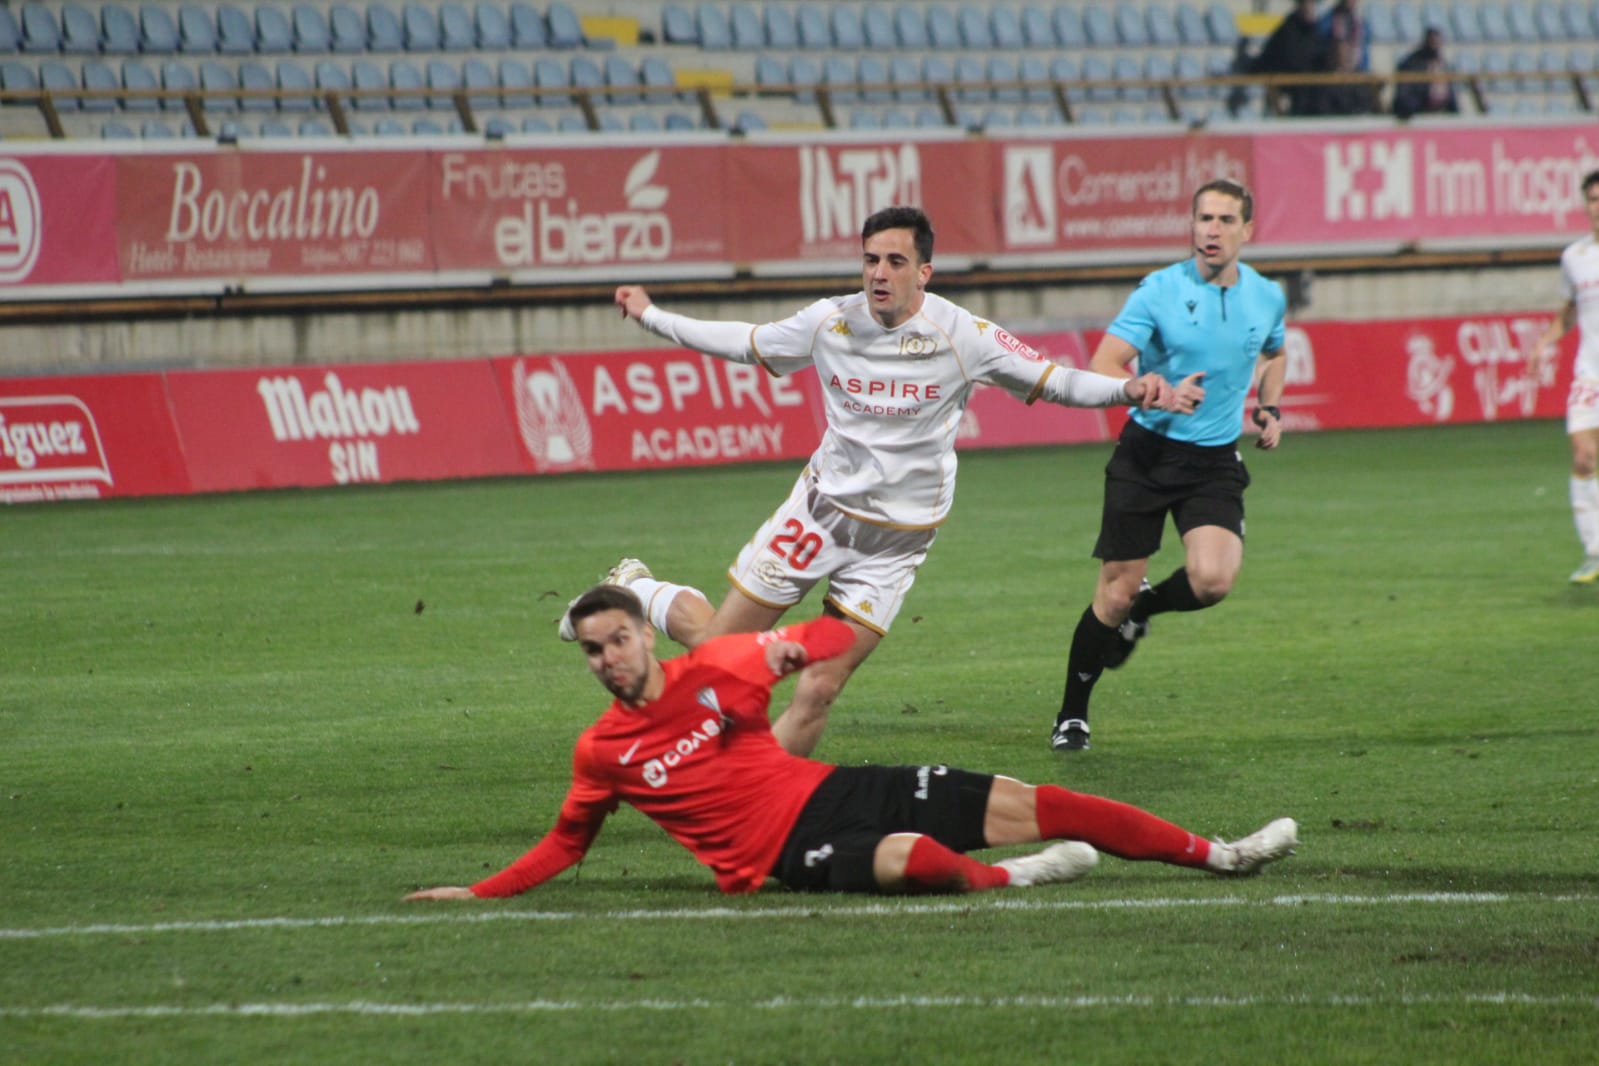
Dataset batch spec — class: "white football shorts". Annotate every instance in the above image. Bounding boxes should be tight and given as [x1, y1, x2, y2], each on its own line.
[1568, 377, 1599, 434]
[728, 473, 937, 635]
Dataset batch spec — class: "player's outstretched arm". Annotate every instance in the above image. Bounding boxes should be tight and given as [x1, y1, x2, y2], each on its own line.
[404, 886, 477, 901]
[615, 285, 653, 322]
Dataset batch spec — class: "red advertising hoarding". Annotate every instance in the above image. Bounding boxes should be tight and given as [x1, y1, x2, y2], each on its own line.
[1252, 124, 1599, 248]
[116, 148, 436, 283]
[726, 138, 996, 267]
[0, 152, 121, 292]
[164, 360, 525, 492]
[428, 144, 732, 279]
[991, 133, 1256, 258]
[0, 373, 189, 502]
[492, 350, 821, 475]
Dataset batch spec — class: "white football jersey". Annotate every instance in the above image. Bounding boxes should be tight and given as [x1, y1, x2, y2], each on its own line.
[744, 292, 1065, 527]
[1558, 234, 1599, 381]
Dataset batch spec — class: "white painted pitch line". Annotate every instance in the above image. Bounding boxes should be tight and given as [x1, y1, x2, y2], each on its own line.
[3, 992, 1598, 1020]
[1, 892, 1592, 941]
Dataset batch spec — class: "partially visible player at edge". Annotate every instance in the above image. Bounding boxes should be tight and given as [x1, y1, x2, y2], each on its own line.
[1525, 168, 1599, 584]
[1051, 178, 1289, 752]
[559, 205, 1200, 758]
[406, 586, 1298, 901]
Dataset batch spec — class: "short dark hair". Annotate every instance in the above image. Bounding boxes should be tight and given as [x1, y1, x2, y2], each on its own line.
[1193, 178, 1254, 223]
[862, 205, 934, 264]
[1583, 169, 1599, 197]
[567, 584, 645, 632]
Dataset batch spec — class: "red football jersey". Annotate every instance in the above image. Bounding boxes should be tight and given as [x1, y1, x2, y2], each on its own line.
[472, 617, 855, 896]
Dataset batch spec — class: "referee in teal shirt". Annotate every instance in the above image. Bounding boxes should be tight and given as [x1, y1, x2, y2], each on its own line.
[1053, 179, 1288, 752]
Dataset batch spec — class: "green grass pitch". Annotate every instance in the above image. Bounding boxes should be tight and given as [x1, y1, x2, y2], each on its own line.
[2, 419, 1596, 1064]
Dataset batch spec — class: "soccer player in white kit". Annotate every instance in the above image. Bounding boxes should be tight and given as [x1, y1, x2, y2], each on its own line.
[1526, 169, 1599, 583]
[569, 206, 1197, 757]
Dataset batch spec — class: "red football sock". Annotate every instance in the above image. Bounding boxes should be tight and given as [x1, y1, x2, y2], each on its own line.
[903, 835, 1010, 893]
[1034, 785, 1211, 869]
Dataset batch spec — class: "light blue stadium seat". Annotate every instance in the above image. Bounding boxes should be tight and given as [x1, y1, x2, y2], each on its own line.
[256, 6, 293, 53]
[1148, 6, 1179, 47]
[556, 112, 587, 132]
[546, 2, 584, 48]
[1364, 1, 1398, 43]
[461, 55, 494, 107]
[199, 60, 239, 110]
[957, 4, 992, 48]
[929, 5, 962, 48]
[849, 107, 881, 129]
[352, 58, 387, 109]
[1111, 52, 1144, 100]
[789, 53, 819, 103]
[499, 56, 532, 106]
[160, 59, 197, 110]
[121, 59, 160, 111]
[368, 3, 404, 52]
[1479, 3, 1511, 42]
[61, 3, 103, 55]
[518, 113, 549, 133]
[889, 53, 924, 102]
[20, 3, 61, 54]
[140, 118, 178, 136]
[733, 108, 766, 131]
[291, 4, 329, 52]
[1174, 2, 1207, 46]
[373, 116, 406, 134]
[403, 2, 440, 50]
[1392, 2, 1424, 44]
[239, 61, 275, 111]
[1053, 5, 1086, 48]
[1204, 2, 1237, 47]
[832, 5, 864, 49]
[216, 4, 255, 54]
[509, 3, 547, 48]
[754, 52, 787, 91]
[329, 5, 365, 52]
[0, 8, 20, 53]
[921, 53, 952, 101]
[988, 54, 1020, 102]
[797, 3, 831, 48]
[603, 54, 639, 104]
[258, 117, 293, 136]
[863, 6, 896, 47]
[1562, 0, 1598, 38]
[276, 59, 313, 111]
[992, 6, 1024, 48]
[214, 118, 244, 139]
[640, 54, 675, 103]
[1083, 4, 1116, 46]
[425, 57, 459, 108]
[1537, 46, 1566, 89]
[1018, 54, 1051, 102]
[1081, 51, 1114, 101]
[569, 54, 602, 110]
[880, 108, 911, 128]
[440, 2, 474, 49]
[1145, 51, 1175, 97]
[1420, 1, 1449, 37]
[663, 110, 696, 130]
[102, 4, 142, 55]
[390, 59, 425, 111]
[1508, 4, 1541, 41]
[728, 3, 763, 47]
[1020, 5, 1055, 47]
[913, 105, 944, 126]
[476, 2, 510, 48]
[1509, 47, 1538, 89]
[483, 114, 514, 136]
[102, 120, 137, 138]
[894, 4, 928, 49]
[859, 53, 890, 103]
[81, 60, 119, 112]
[314, 57, 351, 98]
[624, 111, 657, 131]
[1114, 5, 1147, 47]
[1175, 50, 1205, 99]
[41, 61, 78, 110]
[1049, 53, 1080, 104]
[1, 59, 38, 97]
[1532, 1, 1563, 39]
[662, 4, 697, 44]
[412, 115, 445, 134]
[1448, 2, 1481, 44]
[1479, 46, 1510, 89]
[533, 55, 569, 106]
[823, 54, 856, 103]
[298, 116, 331, 134]
[766, 4, 798, 49]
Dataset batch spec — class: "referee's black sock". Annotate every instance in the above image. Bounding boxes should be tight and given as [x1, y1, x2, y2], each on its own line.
[1132, 567, 1205, 622]
[1058, 605, 1119, 722]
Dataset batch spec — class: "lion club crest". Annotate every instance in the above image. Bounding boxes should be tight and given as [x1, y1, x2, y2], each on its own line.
[513, 357, 594, 470]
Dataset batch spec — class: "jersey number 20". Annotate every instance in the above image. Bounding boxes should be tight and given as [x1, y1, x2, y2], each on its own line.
[769, 519, 823, 570]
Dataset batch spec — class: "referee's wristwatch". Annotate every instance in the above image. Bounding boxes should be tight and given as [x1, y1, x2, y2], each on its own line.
[1253, 405, 1281, 423]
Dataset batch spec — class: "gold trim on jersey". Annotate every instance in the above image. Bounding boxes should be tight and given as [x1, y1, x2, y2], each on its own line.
[823, 595, 888, 637]
[1025, 362, 1056, 405]
[725, 571, 790, 610]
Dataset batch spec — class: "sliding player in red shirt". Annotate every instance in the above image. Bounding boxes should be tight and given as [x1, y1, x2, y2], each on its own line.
[407, 586, 1297, 900]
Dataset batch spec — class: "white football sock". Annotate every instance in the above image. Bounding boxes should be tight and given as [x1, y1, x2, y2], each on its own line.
[1571, 475, 1599, 555]
[628, 578, 706, 640]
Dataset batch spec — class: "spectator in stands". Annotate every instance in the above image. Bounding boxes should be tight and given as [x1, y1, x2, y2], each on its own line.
[1392, 26, 1459, 119]
[1253, 0, 1329, 117]
[1318, 0, 1377, 114]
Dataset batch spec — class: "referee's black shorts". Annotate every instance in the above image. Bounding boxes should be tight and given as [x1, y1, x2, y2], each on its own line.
[771, 764, 995, 893]
[1093, 419, 1251, 562]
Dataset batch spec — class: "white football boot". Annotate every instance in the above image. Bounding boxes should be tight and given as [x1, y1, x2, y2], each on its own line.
[1211, 817, 1299, 876]
[557, 558, 653, 641]
[997, 841, 1099, 888]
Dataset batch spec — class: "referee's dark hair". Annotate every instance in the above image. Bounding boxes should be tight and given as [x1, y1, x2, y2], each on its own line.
[1192, 178, 1254, 223]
